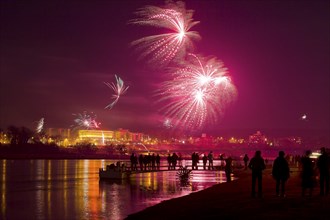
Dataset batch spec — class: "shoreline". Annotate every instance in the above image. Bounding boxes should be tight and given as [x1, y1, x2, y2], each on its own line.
[125, 167, 330, 220]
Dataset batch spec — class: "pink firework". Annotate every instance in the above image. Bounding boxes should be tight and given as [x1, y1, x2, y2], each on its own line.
[157, 54, 237, 129]
[130, 1, 200, 65]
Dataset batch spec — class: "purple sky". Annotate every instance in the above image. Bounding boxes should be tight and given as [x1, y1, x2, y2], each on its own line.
[1, 0, 329, 138]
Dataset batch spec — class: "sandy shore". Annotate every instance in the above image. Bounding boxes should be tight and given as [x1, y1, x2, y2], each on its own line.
[126, 167, 330, 220]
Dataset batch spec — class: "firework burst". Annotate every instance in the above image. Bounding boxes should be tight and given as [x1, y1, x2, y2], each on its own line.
[163, 118, 174, 129]
[72, 111, 101, 130]
[104, 75, 129, 110]
[36, 118, 44, 133]
[157, 54, 237, 129]
[129, 1, 200, 66]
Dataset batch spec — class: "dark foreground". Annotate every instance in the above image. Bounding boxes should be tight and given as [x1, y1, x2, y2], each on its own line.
[126, 167, 330, 220]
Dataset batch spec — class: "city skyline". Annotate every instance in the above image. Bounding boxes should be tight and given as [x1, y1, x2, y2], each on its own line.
[1, 0, 329, 137]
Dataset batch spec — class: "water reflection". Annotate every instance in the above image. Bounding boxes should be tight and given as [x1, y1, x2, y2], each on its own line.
[0, 160, 230, 220]
[2, 160, 6, 220]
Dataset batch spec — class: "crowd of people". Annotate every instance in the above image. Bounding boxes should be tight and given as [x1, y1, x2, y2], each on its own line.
[129, 153, 161, 171]
[247, 147, 329, 198]
[129, 147, 329, 198]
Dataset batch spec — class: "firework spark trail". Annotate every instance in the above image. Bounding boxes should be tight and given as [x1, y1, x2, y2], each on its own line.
[36, 118, 44, 133]
[129, 1, 200, 65]
[157, 54, 237, 129]
[104, 75, 129, 110]
[72, 111, 101, 130]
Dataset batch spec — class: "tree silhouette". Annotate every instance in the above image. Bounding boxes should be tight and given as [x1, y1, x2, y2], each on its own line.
[7, 126, 34, 145]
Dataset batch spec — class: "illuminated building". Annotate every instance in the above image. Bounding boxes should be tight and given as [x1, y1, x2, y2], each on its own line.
[114, 128, 131, 142]
[46, 128, 71, 139]
[78, 130, 114, 145]
[76, 129, 148, 145]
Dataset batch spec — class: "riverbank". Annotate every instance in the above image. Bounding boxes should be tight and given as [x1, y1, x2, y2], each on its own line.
[126, 167, 330, 220]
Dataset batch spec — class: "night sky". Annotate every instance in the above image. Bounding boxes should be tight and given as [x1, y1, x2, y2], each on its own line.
[1, 0, 329, 138]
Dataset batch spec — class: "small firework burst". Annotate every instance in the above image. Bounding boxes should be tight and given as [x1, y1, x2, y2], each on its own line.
[163, 118, 174, 129]
[36, 118, 44, 133]
[104, 75, 129, 110]
[72, 111, 101, 130]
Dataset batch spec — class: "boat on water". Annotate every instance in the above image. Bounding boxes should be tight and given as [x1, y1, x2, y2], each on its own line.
[99, 163, 131, 179]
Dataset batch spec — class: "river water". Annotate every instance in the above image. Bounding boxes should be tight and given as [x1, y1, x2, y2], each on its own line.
[0, 159, 229, 220]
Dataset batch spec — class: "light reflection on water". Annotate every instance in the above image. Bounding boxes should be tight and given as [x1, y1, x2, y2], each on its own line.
[0, 159, 231, 220]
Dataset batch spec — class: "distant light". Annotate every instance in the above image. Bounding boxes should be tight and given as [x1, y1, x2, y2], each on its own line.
[301, 114, 307, 121]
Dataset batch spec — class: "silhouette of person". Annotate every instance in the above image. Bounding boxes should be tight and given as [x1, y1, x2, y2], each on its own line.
[208, 151, 214, 170]
[191, 152, 196, 170]
[147, 153, 152, 170]
[317, 147, 329, 196]
[225, 156, 233, 182]
[178, 153, 183, 167]
[167, 154, 172, 170]
[138, 154, 144, 171]
[151, 153, 156, 170]
[219, 154, 225, 168]
[172, 153, 178, 170]
[243, 154, 249, 170]
[301, 150, 315, 197]
[143, 154, 148, 171]
[156, 154, 161, 170]
[248, 150, 266, 197]
[272, 151, 290, 197]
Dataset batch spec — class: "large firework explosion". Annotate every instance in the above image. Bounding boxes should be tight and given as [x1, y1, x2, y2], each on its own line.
[157, 54, 237, 129]
[130, 1, 237, 130]
[129, 1, 200, 66]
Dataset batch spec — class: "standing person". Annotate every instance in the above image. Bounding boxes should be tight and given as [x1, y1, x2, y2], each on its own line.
[208, 151, 214, 170]
[248, 150, 266, 198]
[147, 153, 152, 170]
[219, 154, 225, 169]
[202, 154, 208, 170]
[225, 156, 233, 182]
[301, 150, 315, 197]
[317, 147, 329, 196]
[172, 153, 178, 170]
[156, 154, 161, 171]
[151, 153, 156, 170]
[178, 153, 183, 167]
[143, 155, 148, 171]
[138, 154, 144, 171]
[272, 151, 290, 197]
[167, 154, 172, 170]
[243, 154, 249, 170]
[191, 152, 196, 170]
